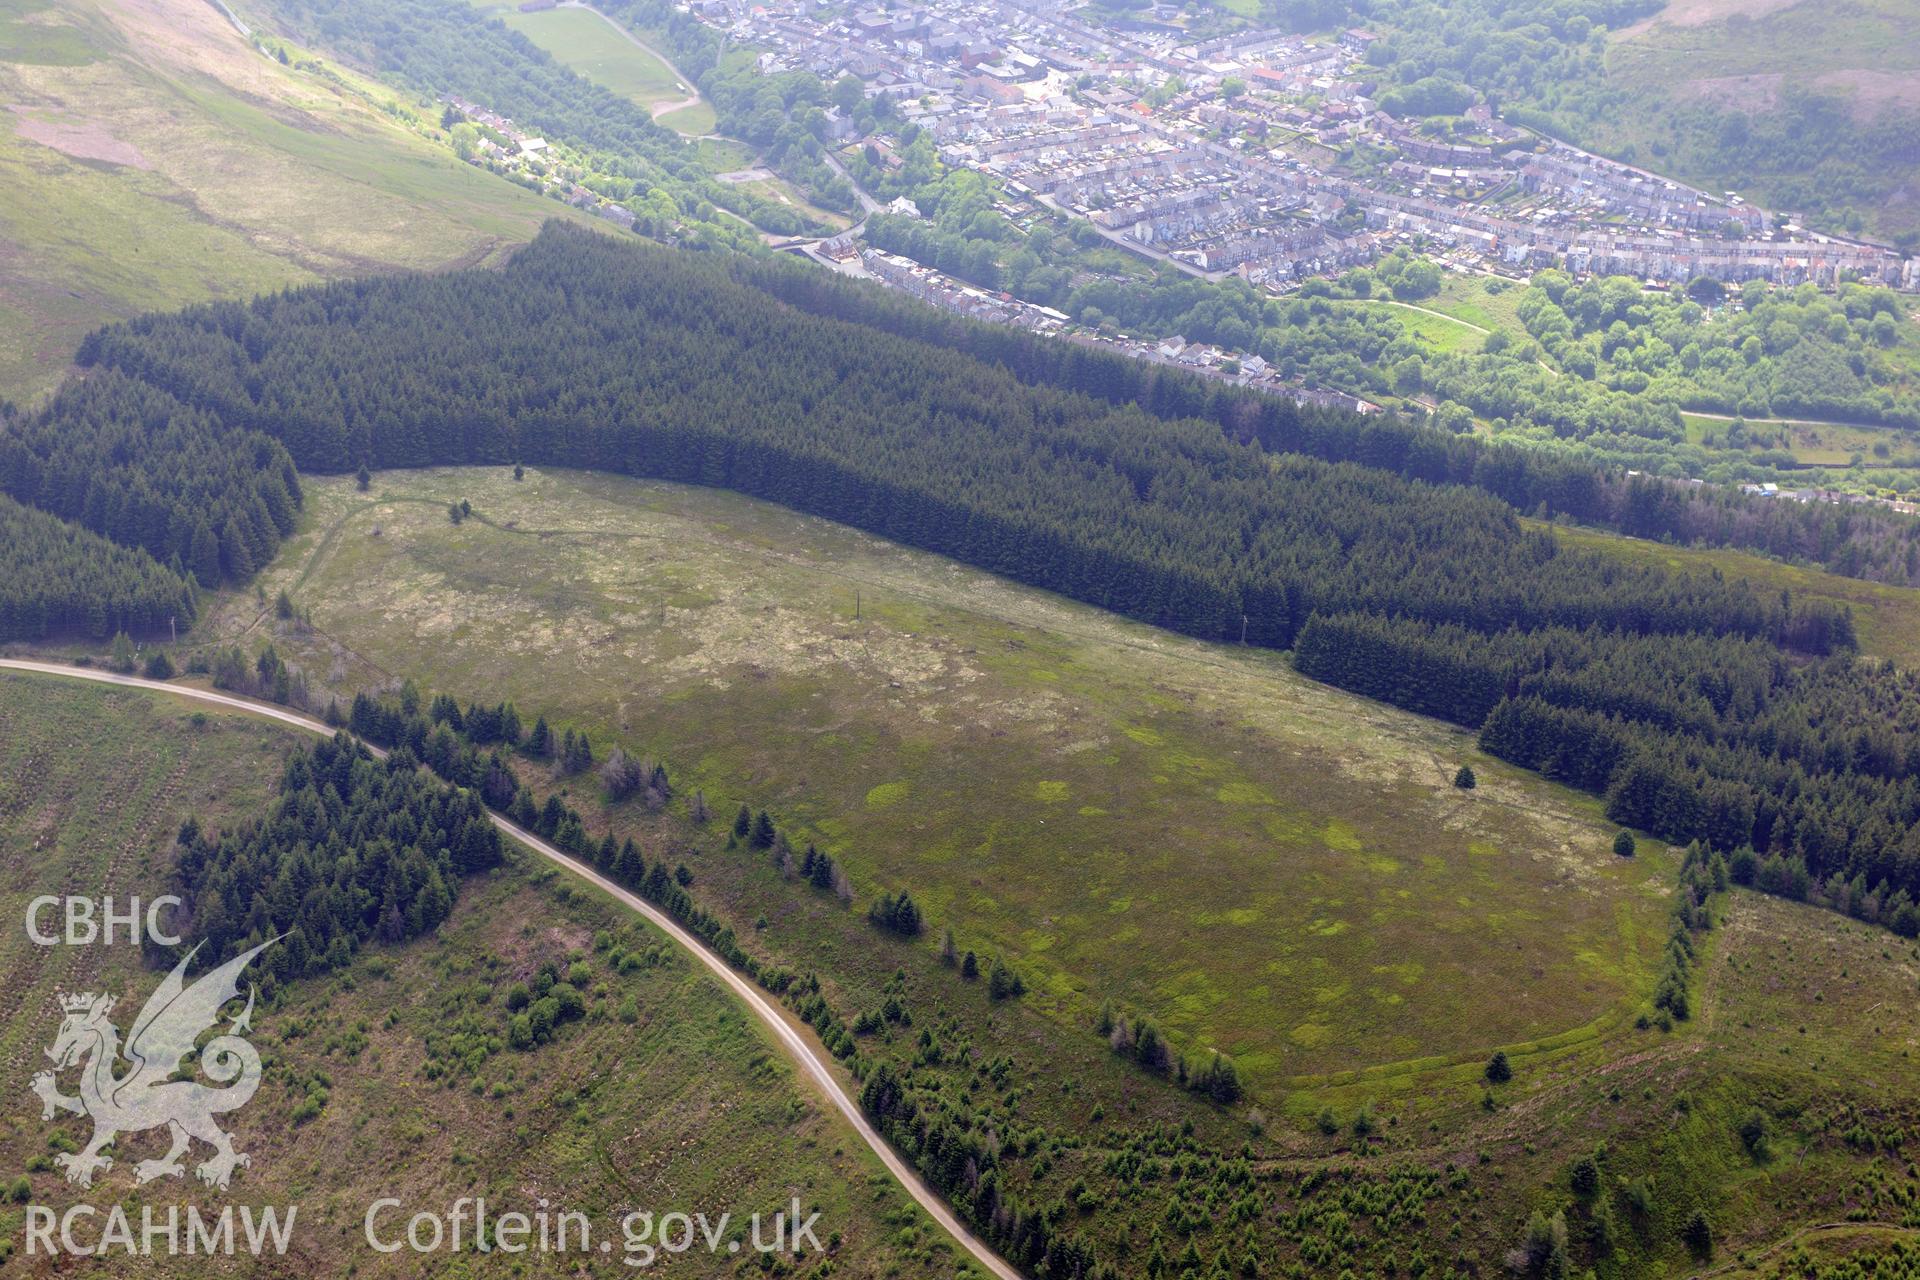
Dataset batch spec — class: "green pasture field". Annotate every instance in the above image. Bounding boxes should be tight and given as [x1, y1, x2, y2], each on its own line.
[502, 6, 684, 107]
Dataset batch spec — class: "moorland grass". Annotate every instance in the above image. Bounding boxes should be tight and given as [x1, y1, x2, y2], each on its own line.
[187, 475, 1920, 1272]
[14, 504, 1920, 1275]
[210, 467, 1678, 1092]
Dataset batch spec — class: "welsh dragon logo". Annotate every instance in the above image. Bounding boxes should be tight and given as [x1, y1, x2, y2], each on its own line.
[29, 938, 276, 1191]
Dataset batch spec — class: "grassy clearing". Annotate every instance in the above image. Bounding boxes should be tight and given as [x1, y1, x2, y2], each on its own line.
[1427, 273, 1531, 335]
[1670, 892, 1920, 1256]
[693, 134, 755, 170]
[213, 467, 1675, 1092]
[1775, 420, 1917, 467]
[0, 673, 943, 1276]
[1679, 413, 1920, 476]
[0, 0, 595, 403]
[1452, 888, 1920, 1270]
[733, 173, 853, 230]
[1342, 298, 1488, 354]
[658, 99, 718, 136]
[1537, 519, 1920, 667]
[502, 6, 686, 107]
[1708, 893, 1920, 1094]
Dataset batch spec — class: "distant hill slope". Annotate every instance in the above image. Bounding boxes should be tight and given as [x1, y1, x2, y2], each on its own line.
[0, 0, 594, 405]
[1310, 0, 1919, 237]
[1600, 0, 1920, 236]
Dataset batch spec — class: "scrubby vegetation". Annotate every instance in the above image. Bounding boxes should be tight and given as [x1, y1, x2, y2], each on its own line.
[0, 675, 934, 1275]
[137, 580, 1914, 1278]
[1760, 1241, 1920, 1280]
[13, 582, 1919, 1279]
[1515, 273, 1917, 428]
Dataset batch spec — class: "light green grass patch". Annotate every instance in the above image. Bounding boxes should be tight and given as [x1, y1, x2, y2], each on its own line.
[1215, 779, 1275, 805]
[503, 6, 686, 106]
[865, 779, 910, 809]
[656, 100, 717, 136]
[1342, 298, 1488, 354]
[1322, 819, 1363, 852]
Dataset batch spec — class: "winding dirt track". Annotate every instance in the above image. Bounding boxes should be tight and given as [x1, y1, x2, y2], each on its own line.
[0, 658, 1024, 1280]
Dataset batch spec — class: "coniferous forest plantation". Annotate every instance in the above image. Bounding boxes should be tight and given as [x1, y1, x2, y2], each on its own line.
[6, 224, 1920, 926]
[4, 1, 1920, 1268]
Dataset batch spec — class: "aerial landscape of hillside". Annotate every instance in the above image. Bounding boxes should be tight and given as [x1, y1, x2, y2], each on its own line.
[2, 0, 1919, 1276]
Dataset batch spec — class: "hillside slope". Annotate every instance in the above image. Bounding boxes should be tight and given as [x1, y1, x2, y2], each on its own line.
[0, 673, 948, 1275]
[1346, 0, 1920, 237]
[182, 465, 1920, 1280]
[0, 0, 593, 404]
[1602, 0, 1920, 235]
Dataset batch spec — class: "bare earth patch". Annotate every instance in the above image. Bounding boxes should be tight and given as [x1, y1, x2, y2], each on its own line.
[7, 107, 151, 168]
[1679, 70, 1786, 111]
[1614, 0, 1807, 40]
[1815, 67, 1920, 116]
